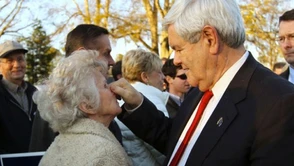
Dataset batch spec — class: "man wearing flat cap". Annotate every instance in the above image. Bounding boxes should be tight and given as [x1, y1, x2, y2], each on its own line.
[0, 40, 37, 154]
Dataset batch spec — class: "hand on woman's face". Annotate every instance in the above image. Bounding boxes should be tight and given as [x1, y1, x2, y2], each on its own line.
[109, 78, 143, 109]
[95, 72, 122, 117]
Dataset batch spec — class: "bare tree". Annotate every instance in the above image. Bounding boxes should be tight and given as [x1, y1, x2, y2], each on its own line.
[240, 0, 289, 68]
[109, 0, 174, 58]
[47, 0, 174, 58]
[0, 0, 29, 37]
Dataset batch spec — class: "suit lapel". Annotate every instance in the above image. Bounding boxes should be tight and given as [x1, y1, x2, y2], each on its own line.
[185, 53, 259, 165]
[168, 96, 179, 110]
[279, 67, 289, 80]
[165, 88, 202, 159]
[186, 91, 238, 165]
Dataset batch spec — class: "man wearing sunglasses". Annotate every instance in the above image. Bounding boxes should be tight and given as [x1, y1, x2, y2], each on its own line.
[162, 59, 190, 118]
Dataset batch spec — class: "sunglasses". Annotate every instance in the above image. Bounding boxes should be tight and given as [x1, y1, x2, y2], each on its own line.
[176, 74, 187, 80]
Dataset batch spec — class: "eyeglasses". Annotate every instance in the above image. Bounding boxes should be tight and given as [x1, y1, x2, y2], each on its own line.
[0, 56, 25, 65]
[176, 74, 187, 80]
[276, 33, 294, 44]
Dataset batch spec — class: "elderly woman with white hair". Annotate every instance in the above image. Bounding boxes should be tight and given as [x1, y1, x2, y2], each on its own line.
[34, 50, 131, 166]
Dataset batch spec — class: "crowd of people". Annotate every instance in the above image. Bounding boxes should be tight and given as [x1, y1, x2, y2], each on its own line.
[0, 0, 294, 165]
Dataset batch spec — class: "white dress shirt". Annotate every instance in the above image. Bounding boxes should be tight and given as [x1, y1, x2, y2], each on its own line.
[169, 93, 182, 106]
[168, 51, 249, 166]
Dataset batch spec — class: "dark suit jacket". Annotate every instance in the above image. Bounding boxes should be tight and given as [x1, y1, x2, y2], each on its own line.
[166, 96, 180, 118]
[0, 76, 37, 154]
[118, 53, 294, 166]
[280, 67, 289, 80]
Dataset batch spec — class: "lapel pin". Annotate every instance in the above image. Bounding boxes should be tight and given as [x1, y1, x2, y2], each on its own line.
[216, 117, 223, 127]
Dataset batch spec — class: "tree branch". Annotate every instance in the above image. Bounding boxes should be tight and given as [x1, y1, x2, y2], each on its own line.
[0, 0, 24, 36]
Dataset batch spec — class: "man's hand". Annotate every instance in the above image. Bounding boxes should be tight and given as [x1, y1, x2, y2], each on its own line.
[110, 78, 143, 109]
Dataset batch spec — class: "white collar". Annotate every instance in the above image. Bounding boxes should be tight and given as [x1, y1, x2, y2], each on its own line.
[211, 51, 249, 99]
[288, 66, 294, 84]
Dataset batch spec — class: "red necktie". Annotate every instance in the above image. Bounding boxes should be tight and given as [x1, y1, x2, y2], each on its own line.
[169, 91, 213, 166]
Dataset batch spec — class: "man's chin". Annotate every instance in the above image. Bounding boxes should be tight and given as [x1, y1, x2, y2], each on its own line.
[12, 75, 25, 81]
[286, 59, 294, 66]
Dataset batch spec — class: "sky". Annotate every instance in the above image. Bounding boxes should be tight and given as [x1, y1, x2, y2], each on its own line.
[0, 0, 140, 61]
[1, 0, 294, 61]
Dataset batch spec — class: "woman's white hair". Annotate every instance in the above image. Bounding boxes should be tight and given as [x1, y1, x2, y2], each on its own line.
[163, 0, 245, 48]
[33, 50, 107, 132]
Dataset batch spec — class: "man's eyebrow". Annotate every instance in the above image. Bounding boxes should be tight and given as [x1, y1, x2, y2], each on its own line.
[102, 49, 111, 55]
[279, 33, 294, 36]
[171, 45, 181, 50]
[170, 45, 176, 50]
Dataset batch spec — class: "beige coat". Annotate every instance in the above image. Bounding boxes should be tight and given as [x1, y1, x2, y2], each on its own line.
[39, 118, 132, 166]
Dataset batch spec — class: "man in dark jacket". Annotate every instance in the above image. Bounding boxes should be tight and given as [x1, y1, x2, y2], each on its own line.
[162, 58, 190, 118]
[278, 9, 294, 82]
[0, 40, 37, 154]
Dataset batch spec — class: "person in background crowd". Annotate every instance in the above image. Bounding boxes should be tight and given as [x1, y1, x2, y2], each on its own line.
[161, 57, 168, 65]
[112, 60, 122, 81]
[278, 9, 294, 83]
[112, 57, 165, 165]
[36, 50, 131, 166]
[162, 58, 190, 118]
[110, 0, 294, 165]
[0, 40, 37, 154]
[161, 57, 168, 91]
[115, 49, 168, 165]
[29, 24, 122, 152]
[273, 62, 286, 75]
[122, 49, 169, 116]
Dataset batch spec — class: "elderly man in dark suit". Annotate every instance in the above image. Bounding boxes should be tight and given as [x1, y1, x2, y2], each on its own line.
[278, 9, 294, 83]
[110, 0, 294, 166]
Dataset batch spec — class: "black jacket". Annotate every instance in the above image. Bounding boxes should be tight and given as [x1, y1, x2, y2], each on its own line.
[166, 96, 179, 119]
[280, 67, 289, 80]
[0, 75, 37, 154]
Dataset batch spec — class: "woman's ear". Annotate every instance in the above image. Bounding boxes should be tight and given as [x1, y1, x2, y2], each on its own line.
[140, 72, 149, 84]
[78, 102, 95, 115]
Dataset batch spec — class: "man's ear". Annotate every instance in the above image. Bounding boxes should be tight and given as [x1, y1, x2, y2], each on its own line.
[0, 64, 2, 72]
[116, 74, 122, 80]
[78, 102, 95, 115]
[140, 72, 149, 84]
[202, 25, 221, 55]
[166, 75, 174, 84]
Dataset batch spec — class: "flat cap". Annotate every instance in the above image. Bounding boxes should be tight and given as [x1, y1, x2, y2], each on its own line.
[0, 40, 28, 58]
